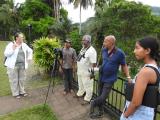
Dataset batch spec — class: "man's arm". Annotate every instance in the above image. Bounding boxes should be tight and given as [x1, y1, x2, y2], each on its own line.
[58, 48, 63, 73]
[89, 63, 97, 79]
[72, 49, 77, 72]
[121, 64, 131, 82]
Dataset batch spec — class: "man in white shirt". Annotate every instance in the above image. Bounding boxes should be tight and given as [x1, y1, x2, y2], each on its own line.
[76, 35, 97, 105]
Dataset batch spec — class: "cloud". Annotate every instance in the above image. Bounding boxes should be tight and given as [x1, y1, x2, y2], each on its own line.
[62, 2, 95, 23]
[14, 0, 160, 23]
[128, 0, 160, 7]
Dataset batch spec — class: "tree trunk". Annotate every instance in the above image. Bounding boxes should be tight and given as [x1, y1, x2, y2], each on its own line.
[79, 3, 82, 35]
[53, 0, 60, 22]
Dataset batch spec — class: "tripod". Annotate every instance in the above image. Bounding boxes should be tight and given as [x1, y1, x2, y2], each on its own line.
[43, 52, 61, 110]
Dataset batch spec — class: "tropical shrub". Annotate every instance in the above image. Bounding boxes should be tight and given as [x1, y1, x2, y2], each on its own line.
[69, 29, 82, 53]
[21, 16, 55, 43]
[33, 37, 61, 71]
[117, 39, 142, 76]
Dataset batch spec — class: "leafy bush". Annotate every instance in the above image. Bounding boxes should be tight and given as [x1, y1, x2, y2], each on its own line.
[21, 17, 55, 43]
[117, 39, 142, 76]
[69, 30, 82, 53]
[33, 37, 61, 71]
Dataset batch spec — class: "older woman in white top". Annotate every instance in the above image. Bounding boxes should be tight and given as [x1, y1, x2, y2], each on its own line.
[4, 32, 33, 99]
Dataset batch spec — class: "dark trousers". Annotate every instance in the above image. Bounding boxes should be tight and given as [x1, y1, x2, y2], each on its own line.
[92, 82, 113, 109]
[63, 68, 73, 92]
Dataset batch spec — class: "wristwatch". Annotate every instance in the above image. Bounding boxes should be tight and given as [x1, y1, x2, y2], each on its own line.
[127, 76, 131, 79]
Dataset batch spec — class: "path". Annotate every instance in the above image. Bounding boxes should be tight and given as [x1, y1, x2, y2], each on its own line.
[0, 85, 112, 120]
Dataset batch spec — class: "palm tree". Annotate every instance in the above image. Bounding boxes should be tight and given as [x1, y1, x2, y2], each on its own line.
[44, 0, 62, 21]
[69, 0, 93, 35]
[0, 0, 13, 7]
[0, 0, 17, 40]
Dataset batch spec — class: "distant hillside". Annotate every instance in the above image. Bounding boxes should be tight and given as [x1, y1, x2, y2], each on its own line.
[151, 6, 160, 16]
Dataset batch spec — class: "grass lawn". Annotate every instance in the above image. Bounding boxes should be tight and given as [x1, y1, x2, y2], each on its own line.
[0, 104, 58, 120]
[0, 41, 10, 96]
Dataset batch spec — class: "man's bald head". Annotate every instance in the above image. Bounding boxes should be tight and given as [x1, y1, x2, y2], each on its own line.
[104, 35, 116, 44]
[103, 35, 116, 49]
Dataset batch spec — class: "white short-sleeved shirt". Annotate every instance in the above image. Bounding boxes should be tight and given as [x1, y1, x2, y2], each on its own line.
[77, 46, 97, 75]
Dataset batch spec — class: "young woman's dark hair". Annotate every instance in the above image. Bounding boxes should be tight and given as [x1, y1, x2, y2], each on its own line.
[138, 37, 160, 62]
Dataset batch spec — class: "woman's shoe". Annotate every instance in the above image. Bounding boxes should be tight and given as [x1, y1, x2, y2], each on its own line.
[63, 91, 67, 95]
[81, 100, 89, 105]
[90, 100, 94, 114]
[69, 89, 74, 94]
[90, 112, 103, 119]
[21, 93, 28, 97]
[15, 95, 21, 99]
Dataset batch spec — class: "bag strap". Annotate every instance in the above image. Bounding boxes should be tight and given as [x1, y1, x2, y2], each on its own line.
[145, 65, 160, 86]
[108, 47, 117, 57]
[82, 46, 90, 54]
[78, 46, 91, 59]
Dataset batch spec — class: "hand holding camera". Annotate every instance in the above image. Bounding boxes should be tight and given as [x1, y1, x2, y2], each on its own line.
[88, 67, 99, 73]
[88, 67, 99, 80]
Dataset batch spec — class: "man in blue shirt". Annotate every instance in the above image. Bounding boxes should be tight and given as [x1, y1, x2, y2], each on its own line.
[90, 35, 131, 119]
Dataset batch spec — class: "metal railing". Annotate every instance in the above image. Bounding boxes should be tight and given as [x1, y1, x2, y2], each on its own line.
[72, 76, 160, 120]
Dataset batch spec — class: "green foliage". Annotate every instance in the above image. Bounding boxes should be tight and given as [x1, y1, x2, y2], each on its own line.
[0, 0, 13, 7]
[43, 0, 61, 20]
[84, 0, 160, 46]
[0, 1, 19, 40]
[20, 0, 52, 21]
[116, 39, 142, 75]
[69, 30, 82, 53]
[152, 16, 160, 40]
[48, 8, 72, 41]
[100, 1, 154, 40]
[60, 8, 68, 19]
[18, 0, 54, 43]
[33, 37, 61, 71]
[49, 19, 71, 41]
[21, 16, 55, 41]
[82, 1, 160, 76]
[0, 104, 58, 120]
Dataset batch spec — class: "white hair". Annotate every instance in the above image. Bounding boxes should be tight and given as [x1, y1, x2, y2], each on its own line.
[105, 35, 116, 43]
[83, 35, 91, 43]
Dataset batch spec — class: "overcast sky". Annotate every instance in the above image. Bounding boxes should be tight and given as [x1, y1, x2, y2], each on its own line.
[15, 0, 160, 23]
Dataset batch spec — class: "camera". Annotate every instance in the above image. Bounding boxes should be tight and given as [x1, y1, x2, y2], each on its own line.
[76, 53, 85, 61]
[88, 67, 99, 73]
[54, 48, 61, 54]
[88, 67, 99, 80]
